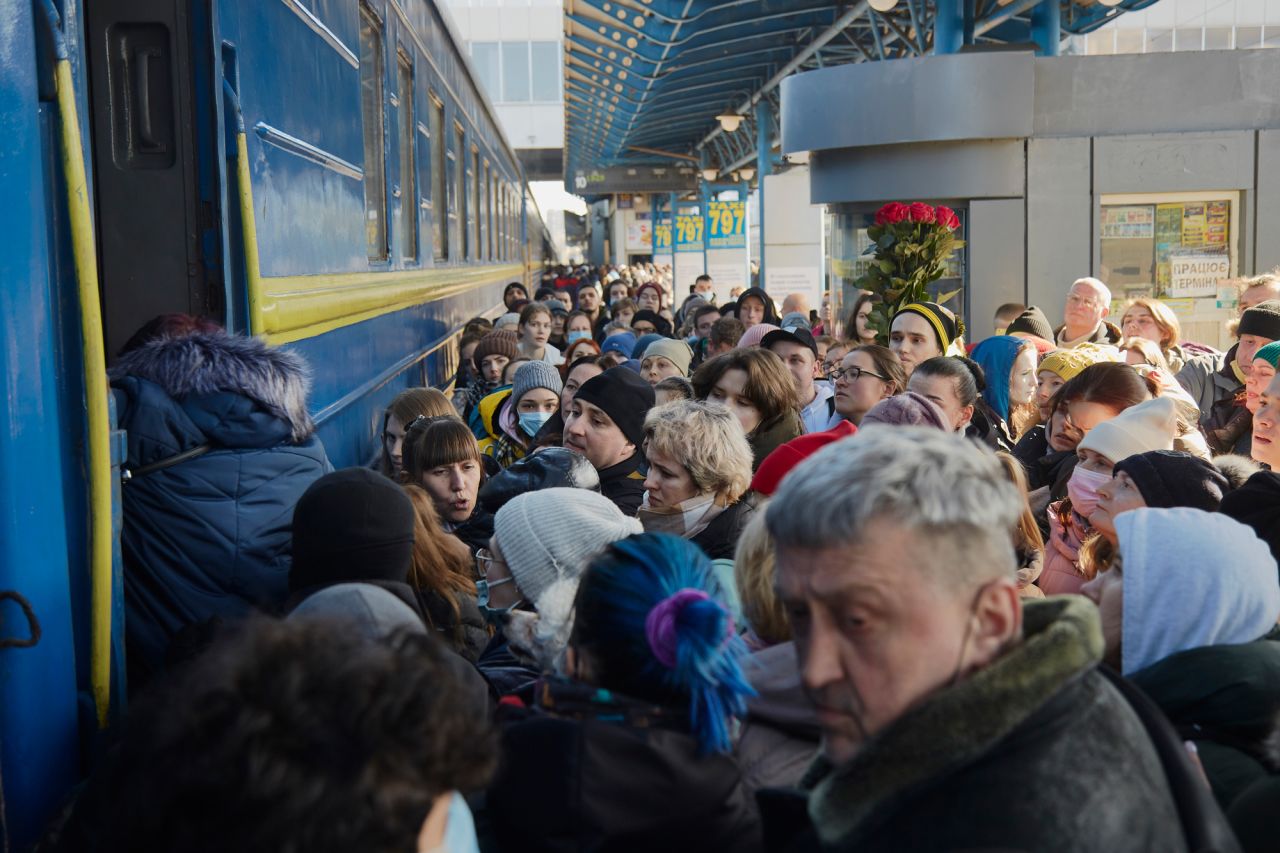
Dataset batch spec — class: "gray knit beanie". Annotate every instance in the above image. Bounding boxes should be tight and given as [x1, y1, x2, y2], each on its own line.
[494, 488, 642, 657]
[512, 360, 563, 405]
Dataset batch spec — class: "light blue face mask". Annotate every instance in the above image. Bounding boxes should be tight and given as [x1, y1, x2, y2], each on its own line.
[423, 792, 481, 853]
[518, 410, 553, 437]
[566, 329, 593, 345]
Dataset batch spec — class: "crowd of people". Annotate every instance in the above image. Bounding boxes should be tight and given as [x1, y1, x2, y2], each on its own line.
[38, 266, 1280, 852]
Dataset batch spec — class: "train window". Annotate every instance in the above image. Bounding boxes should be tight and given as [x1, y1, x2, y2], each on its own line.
[396, 50, 417, 261]
[470, 147, 480, 260]
[478, 160, 488, 260]
[485, 164, 494, 261]
[358, 3, 388, 262]
[455, 123, 467, 260]
[429, 93, 446, 261]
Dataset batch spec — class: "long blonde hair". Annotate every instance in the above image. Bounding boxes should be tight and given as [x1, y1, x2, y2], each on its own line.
[733, 503, 791, 646]
[403, 485, 480, 639]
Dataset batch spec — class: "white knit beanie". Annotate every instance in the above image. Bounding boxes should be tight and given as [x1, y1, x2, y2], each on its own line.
[1078, 396, 1177, 465]
[494, 488, 642, 654]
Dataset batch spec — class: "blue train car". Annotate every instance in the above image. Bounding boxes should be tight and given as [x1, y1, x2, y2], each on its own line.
[1, 0, 546, 845]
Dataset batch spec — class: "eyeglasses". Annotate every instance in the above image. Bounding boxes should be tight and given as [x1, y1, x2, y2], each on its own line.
[1066, 294, 1099, 308]
[475, 548, 516, 608]
[828, 365, 888, 383]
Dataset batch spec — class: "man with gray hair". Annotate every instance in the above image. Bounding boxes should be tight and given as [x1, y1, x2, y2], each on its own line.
[1056, 276, 1121, 347]
[763, 427, 1236, 852]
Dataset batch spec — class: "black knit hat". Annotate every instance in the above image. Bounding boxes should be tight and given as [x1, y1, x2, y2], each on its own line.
[289, 469, 416, 592]
[1113, 450, 1228, 512]
[1005, 306, 1054, 342]
[632, 309, 673, 338]
[573, 366, 656, 446]
[1238, 300, 1280, 341]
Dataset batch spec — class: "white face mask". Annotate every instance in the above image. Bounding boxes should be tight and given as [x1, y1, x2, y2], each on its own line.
[422, 792, 481, 853]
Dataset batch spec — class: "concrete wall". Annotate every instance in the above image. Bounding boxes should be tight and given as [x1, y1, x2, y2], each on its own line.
[783, 49, 1280, 346]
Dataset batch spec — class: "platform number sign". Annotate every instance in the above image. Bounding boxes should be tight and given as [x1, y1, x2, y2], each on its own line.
[706, 201, 746, 249]
[675, 214, 704, 253]
[654, 220, 673, 254]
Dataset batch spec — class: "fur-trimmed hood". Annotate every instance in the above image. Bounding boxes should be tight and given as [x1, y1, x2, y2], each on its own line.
[111, 332, 315, 442]
[808, 596, 1103, 846]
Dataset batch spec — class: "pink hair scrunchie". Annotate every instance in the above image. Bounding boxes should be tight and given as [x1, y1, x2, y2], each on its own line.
[644, 588, 736, 669]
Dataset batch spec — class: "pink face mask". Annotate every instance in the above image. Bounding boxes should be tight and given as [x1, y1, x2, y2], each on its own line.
[1067, 466, 1111, 519]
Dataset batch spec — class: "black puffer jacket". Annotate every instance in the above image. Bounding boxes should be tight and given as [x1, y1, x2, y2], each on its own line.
[486, 679, 762, 852]
[691, 494, 760, 560]
[1129, 633, 1280, 812]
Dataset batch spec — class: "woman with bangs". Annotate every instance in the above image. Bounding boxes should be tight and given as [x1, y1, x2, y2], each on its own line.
[692, 349, 803, 471]
[375, 387, 455, 481]
[639, 399, 757, 560]
[404, 415, 492, 554]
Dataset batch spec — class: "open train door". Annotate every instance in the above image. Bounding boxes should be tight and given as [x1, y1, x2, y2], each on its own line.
[84, 0, 223, 360]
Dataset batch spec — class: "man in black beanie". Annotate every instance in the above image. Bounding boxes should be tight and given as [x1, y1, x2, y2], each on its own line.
[1219, 469, 1280, 566]
[1004, 306, 1055, 344]
[1177, 299, 1280, 454]
[563, 366, 655, 515]
[288, 468, 421, 614]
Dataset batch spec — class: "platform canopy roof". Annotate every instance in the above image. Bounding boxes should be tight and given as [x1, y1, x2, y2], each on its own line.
[563, 0, 1153, 191]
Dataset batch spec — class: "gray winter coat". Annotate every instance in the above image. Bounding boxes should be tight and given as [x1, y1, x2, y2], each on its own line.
[736, 641, 820, 798]
[1176, 345, 1250, 455]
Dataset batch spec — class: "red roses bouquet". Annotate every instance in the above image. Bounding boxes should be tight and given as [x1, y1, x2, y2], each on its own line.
[858, 202, 963, 341]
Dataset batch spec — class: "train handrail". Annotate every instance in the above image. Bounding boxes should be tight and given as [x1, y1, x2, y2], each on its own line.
[36, 0, 113, 728]
[222, 78, 266, 336]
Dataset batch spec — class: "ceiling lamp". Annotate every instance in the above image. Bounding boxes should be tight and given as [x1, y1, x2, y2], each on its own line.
[701, 168, 719, 182]
[868, 0, 898, 11]
[737, 167, 755, 181]
[1098, 0, 1123, 6]
[716, 114, 743, 132]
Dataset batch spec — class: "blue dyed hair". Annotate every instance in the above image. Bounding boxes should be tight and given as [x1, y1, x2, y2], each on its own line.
[970, 335, 1030, 422]
[572, 533, 755, 754]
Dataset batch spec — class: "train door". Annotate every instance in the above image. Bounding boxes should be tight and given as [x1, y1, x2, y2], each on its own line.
[84, 0, 222, 359]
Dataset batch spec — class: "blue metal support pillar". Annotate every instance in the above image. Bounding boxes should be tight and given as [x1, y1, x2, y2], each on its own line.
[1031, 0, 1061, 56]
[934, 0, 964, 54]
[755, 100, 772, 290]
[698, 150, 711, 279]
[963, 0, 977, 47]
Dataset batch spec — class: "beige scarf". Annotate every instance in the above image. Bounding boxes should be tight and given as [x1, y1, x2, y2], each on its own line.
[637, 492, 727, 540]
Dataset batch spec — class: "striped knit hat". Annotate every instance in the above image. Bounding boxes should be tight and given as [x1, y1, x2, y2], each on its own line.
[894, 302, 963, 352]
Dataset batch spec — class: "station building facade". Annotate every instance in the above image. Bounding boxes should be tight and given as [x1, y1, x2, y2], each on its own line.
[784, 49, 1280, 346]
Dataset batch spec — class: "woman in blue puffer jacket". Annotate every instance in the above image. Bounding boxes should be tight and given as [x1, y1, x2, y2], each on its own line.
[110, 320, 329, 685]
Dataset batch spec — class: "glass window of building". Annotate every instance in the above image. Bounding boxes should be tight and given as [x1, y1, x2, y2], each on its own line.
[824, 206, 966, 338]
[1114, 29, 1145, 55]
[1204, 28, 1232, 51]
[502, 42, 530, 102]
[1099, 193, 1237, 349]
[530, 42, 560, 101]
[471, 42, 499, 98]
[1146, 29, 1174, 52]
[358, 3, 388, 262]
[1237, 27, 1264, 49]
[1174, 29, 1202, 52]
[396, 50, 417, 261]
[429, 93, 446, 260]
